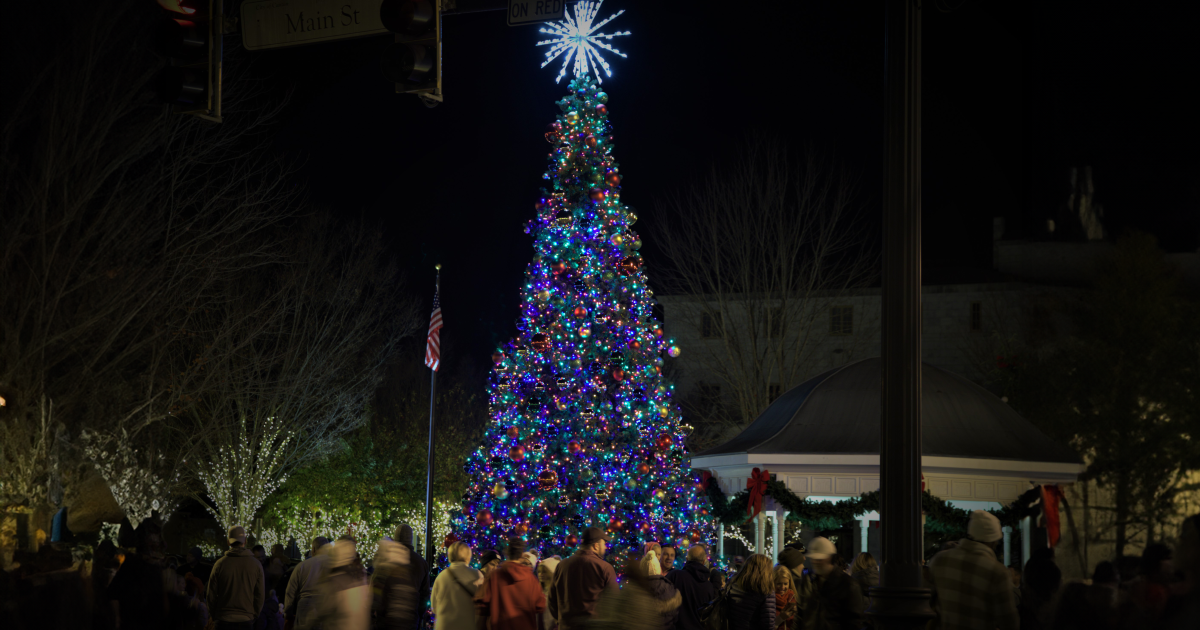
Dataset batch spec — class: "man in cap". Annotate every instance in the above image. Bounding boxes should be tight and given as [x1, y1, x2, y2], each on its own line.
[548, 526, 618, 630]
[926, 510, 1018, 630]
[805, 536, 863, 630]
[474, 537, 546, 630]
[284, 537, 329, 630]
[778, 542, 816, 626]
[207, 526, 265, 630]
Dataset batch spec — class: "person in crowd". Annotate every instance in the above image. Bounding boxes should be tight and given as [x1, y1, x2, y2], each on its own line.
[391, 524, 431, 628]
[185, 574, 210, 628]
[1006, 564, 1023, 607]
[179, 546, 212, 585]
[660, 545, 677, 572]
[774, 565, 797, 630]
[548, 527, 618, 630]
[1163, 513, 1199, 629]
[433, 541, 485, 630]
[666, 544, 718, 630]
[107, 517, 169, 630]
[725, 553, 776, 630]
[315, 537, 369, 630]
[640, 549, 681, 629]
[849, 552, 878, 604]
[284, 537, 329, 630]
[777, 543, 813, 628]
[265, 544, 288, 594]
[475, 537, 546, 630]
[588, 556, 660, 630]
[926, 512, 1015, 630]
[1091, 560, 1119, 606]
[805, 537, 863, 630]
[163, 567, 208, 630]
[252, 545, 267, 565]
[536, 556, 561, 630]
[208, 526, 267, 630]
[710, 570, 727, 591]
[479, 549, 502, 577]
[642, 541, 662, 563]
[1050, 581, 1115, 630]
[371, 538, 423, 630]
[1019, 554, 1061, 630]
[255, 586, 285, 630]
[1128, 542, 1174, 622]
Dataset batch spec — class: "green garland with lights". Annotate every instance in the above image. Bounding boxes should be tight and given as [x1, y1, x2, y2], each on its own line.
[703, 478, 1044, 539]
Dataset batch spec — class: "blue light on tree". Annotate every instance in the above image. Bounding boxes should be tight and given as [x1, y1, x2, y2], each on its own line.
[536, 0, 630, 84]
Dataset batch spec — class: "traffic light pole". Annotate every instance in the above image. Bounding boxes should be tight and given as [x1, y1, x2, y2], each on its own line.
[868, 1, 935, 628]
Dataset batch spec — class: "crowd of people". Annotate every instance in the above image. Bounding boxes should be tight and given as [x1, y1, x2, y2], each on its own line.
[2, 510, 1197, 629]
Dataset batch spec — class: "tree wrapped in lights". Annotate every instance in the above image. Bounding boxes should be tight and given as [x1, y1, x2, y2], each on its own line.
[454, 73, 711, 561]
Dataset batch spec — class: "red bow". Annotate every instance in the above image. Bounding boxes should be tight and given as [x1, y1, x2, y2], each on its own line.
[746, 468, 770, 517]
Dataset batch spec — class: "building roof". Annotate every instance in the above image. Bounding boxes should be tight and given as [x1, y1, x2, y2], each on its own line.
[698, 358, 1081, 465]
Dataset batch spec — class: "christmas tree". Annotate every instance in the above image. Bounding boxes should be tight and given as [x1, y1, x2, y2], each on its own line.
[452, 74, 712, 562]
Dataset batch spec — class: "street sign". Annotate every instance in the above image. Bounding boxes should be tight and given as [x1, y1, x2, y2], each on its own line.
[507, 0, 567, 27]
[242, 0, 389, 51]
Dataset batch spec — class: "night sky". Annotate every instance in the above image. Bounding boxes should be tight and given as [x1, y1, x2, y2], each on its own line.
[258, 0, 1199, 370]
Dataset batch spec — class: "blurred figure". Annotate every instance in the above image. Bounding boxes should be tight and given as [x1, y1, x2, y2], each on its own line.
[1090, 560, 1119, 606]
[266, 544, 288, 594]
[642, 541, 662, 563]
[184, 574, 210, 628]
[372, 538, 423, 630]
[431, 541, 483, 630]
[208, 525, 267, 630]
[806, 537, 864, 630]
[178, 546, 212, 585]
[536, 556, 561, 630]
[773, 565, 797, 630]
[163, 567, 207, 630]
[108, 517, 169, 630]
[253, 545, 267, 565]
[1128, 542, 1173, 622]
[1020, 555, 1061, 630]
[640, 549, 681, 629]
[284, 537, 330, 630]
[725, 553, 775, 630]
[710, 570, 727, 591]
[475, 537, 546, 630]
[667, 545, 718, 630]
[316, 537, 369, 630]
[255, 587, 284, 630]
[849, 552, 878, 605]
[1163, 514, 1200, 628]
[479, 550, 501, 577]
[549, 527, 618, 630]
[660, 545, 677, 572]
[1007, 564, 1022, 606]
[588, 556, 659, 630]
[390, 525, 431, 628]
[1050, 581, 1115, 630]
[926, 512, 1016, 630]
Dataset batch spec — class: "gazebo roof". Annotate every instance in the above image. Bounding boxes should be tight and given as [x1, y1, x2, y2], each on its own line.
[697, 358, 1081, 465]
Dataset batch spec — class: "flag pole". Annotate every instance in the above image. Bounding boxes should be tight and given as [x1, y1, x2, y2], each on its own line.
[424, 264, 441, 566]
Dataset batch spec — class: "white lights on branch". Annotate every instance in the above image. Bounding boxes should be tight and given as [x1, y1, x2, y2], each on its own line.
[536, 0, 630, 84]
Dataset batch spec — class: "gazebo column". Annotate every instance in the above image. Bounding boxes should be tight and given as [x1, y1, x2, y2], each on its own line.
[861, 518, 871, 556]
[717, 522, 725, 560]
[1002, 525, 1012, 566]
[1020, 516, 1032, 566]
[774, 511, 789, 561]
[754, 511, 766, 555]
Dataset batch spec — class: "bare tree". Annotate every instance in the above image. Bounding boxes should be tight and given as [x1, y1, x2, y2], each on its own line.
[0, 1, 296, 512]
[176, 216, 421, 531]
[650, 140, 876, 446]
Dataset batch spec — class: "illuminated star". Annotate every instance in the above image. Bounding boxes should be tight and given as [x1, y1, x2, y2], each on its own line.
[535, 0, 631, 84]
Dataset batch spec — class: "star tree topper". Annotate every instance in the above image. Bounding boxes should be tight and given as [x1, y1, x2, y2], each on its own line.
[536, 0, 630, 84]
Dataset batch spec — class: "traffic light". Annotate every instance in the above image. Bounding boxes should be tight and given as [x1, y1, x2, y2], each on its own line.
[380, 0, 443, 106]
[154, 0, 223, 122]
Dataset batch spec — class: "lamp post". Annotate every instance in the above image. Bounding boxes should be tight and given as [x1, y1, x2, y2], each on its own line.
[868, 0, 935, 628]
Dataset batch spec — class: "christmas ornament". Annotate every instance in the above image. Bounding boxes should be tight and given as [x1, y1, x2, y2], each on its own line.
[510, 445, 526, 461]
[532, 333, 551, 352]
[667, 345, 682, 358]
[538, 470, 559, 488]
[477, 510, 493, 527]
[568, 440, 582, 454]
[493, 482, 509, 500]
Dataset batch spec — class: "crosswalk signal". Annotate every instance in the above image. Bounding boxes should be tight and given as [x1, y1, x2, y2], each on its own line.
[380, 0, 443, 106]
[154, 0, 223, 122]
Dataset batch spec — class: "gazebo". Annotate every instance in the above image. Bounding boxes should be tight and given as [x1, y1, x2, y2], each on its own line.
[689, 357, 1084, 566]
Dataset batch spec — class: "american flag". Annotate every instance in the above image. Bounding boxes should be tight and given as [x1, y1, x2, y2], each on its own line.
[425, 284, 443, 371]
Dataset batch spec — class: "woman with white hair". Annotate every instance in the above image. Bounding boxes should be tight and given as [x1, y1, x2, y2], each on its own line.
[431, 541, 483, 629]
[640, 549, 682, 630]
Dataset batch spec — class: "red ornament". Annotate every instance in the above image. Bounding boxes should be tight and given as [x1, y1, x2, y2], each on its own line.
[509, 445, 526, 461]
[595, 104, 608, 116]
[606, 172, 620, 186]
[506, 426, 520, 439]
[619, 256, 641, 275]
[443, 533, 460, 548]
[535, 200, 546, 211]
[628, 340, 641, 351]
[611, 368, 625, 381]
[531, 333, 551, 352]
[657, 433, 674, 450]
[574, 306, 588, 318]
[551, 261, 566, 273]
[640, 521, 651, 533]
[538, 469, 559, 489]
[690, 530, 702, 543]
[566, 534, 579, 546]
[477, 510, 493, 527]
[589, 189, 606, 203]
[636, 462, 651, 475]
[568, 440, 582, 454]
[609, 519, 624, 532]
[545, 122, 563, 143]
[585, 134, 598, 148]
[492, 351, 504, 364]
[515, 522, 530, 535]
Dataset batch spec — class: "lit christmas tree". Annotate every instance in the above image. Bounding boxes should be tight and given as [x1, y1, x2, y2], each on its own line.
[452, 2, 711, 563]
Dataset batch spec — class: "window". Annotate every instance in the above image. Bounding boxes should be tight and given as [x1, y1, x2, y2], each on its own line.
[767, 307, 785, 338]
[830, 306, 853, 335]
[701, 311, 723, 339]
[970, 302, 982, 332]
[768, 383, 782, 401]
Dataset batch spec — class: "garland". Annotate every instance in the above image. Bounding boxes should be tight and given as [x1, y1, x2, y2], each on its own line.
[703, 477, 1044, 538]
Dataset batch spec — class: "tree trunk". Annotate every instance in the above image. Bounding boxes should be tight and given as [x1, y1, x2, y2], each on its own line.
[1114, 477, 1129, 558]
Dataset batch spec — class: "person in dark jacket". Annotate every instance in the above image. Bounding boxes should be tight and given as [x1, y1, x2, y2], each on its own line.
[640, 549, 682, 629]
[805, 538, 863, 630]
[387, 524, 431, 630]
[208, 526, 267, 630]
[474, 537, 546, 630]
[549, 527, 619, 630]
[178, 546, 213, 585]
[666, 545, 718, 630]
[726, 553, 776, 630]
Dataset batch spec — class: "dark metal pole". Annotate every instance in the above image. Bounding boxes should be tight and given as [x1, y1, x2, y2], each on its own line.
[424, 266, 441, 566]
[869, 1, 934, 628]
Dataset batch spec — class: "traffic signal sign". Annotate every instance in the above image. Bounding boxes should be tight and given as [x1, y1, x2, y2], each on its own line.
[379, 0, 442, 106]
[154, 0, 223, 122]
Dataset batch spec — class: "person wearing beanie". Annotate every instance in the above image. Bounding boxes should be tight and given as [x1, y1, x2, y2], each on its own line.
[474, 537, 546, 630]
[927, 510, 1018, 630]
[803, 537, 862, 630]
